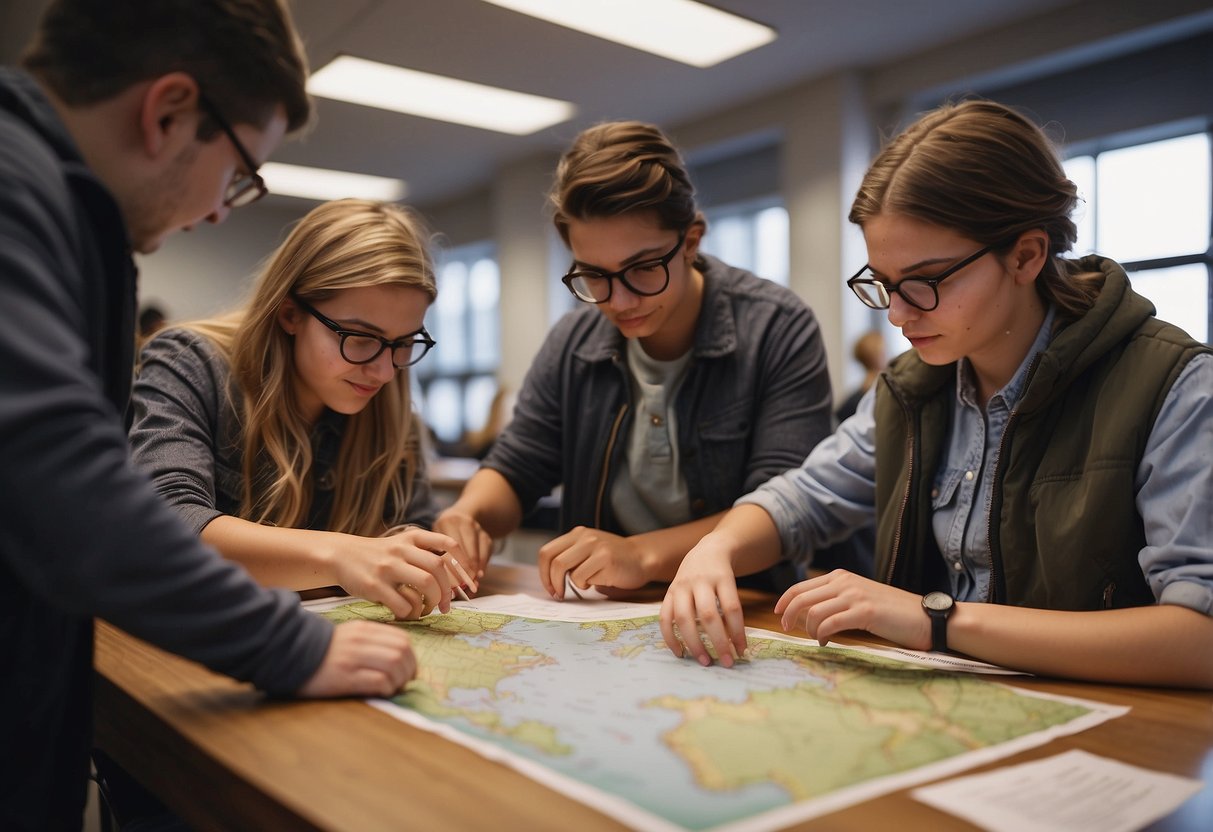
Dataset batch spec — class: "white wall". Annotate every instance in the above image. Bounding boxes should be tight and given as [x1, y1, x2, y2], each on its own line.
[136, 202, 305, 323]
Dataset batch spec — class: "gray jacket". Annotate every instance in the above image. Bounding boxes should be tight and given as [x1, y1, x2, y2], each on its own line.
[0, 68, 330, 831]
[484, 256, 834, 552]
[130, 327, 438, 533]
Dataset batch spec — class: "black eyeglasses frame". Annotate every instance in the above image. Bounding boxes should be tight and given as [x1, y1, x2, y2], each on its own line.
[289, 293, 436, 369]
[846, 244, 998, 312]
[561, 234, 686, 304]
[197, 92, 268, 209]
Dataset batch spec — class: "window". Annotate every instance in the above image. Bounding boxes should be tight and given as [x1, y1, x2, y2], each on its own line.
[700, 198, 789, 285]
[1063, 131, 1211, 342]
[416, 242, 501, 446]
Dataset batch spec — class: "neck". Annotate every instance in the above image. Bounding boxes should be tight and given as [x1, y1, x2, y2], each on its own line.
[639, 266, 705, 361]
[970, 296, 1047, 407]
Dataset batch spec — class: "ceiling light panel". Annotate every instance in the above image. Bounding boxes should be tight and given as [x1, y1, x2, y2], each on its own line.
[261, 162, 407, 203]
[481, 0, 775, 67]
[308, 55, 576, 135]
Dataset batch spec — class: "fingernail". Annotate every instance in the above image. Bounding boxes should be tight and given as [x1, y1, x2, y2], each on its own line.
[698, 655, 710, 667]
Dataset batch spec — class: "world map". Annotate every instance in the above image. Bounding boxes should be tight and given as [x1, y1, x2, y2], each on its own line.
[318, 598, 1124, 832]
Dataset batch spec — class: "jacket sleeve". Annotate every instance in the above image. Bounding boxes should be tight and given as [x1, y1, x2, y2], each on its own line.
[741, 290, 835, 494]
[479, 312, 580, 513]
[128, 329, 230, 535]
[0, 124, 330, 696]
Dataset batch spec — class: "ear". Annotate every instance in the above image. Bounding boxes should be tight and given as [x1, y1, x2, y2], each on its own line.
[682, 218, 707, 262]
[277, 296, 301, 335]
[137, 72, 202, 161]
[1009, 229, 1049, 286]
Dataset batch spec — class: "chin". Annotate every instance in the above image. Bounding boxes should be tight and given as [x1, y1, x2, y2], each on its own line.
[133, 236, 164, 255]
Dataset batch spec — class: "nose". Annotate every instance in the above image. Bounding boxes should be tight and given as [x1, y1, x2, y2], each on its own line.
[885, 292, 920, 329]
[363, 348, 398, 382]
[606, 280, 640, 312]
[206, 203, 231, 225]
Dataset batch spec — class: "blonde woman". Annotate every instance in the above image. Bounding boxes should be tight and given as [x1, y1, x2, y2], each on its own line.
[130, 199, 472, 619]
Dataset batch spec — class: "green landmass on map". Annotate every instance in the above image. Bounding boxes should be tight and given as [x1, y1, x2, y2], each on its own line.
[646, 642, 1089, 799]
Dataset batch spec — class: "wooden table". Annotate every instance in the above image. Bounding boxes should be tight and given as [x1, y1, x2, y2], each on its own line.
[94, 563, 1213, 831]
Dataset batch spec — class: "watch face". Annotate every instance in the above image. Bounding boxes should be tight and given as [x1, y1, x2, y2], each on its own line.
[923, 591, 953, 612]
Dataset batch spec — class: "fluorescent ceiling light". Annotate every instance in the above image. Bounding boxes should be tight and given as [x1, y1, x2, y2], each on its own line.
[308, 55, 575, 135]
[481, 0, 775, 67]
[261, 162, 407, 203]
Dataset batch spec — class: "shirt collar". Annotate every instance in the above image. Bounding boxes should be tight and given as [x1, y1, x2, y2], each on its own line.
[956, 304, 1057, 409]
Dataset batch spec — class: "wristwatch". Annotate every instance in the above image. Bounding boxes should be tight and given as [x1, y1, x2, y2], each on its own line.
[922, 591, 955, 652]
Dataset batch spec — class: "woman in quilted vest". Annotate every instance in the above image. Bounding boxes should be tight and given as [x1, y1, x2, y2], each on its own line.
[659, 100, 1213, 689]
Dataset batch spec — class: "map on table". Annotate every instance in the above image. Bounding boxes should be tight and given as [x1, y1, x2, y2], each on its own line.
[310, 594, 1126, 832]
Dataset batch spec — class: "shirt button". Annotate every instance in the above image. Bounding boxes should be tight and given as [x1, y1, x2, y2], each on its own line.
[964, 470, 975, 481]
[930, 487, 939, 498]
[953, 561, 964, 572]
[650, 415, 663, 426]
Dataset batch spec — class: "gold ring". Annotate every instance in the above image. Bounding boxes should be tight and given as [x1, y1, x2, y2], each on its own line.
[401, 583, 426, 609]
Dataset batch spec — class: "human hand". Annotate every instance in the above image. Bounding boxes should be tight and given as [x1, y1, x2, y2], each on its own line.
[296, 620, 417, 698]
[773, 569, 931, 649]
[331, 528, 459, 620]
[537, 526, 651, 600]
[658, 538, 746, 668]
[433, 509, 494, 580]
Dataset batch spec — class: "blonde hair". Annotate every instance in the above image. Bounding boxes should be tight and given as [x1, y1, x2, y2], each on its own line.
[849, 99, 1102, 322]
[187, 199, 436, 535]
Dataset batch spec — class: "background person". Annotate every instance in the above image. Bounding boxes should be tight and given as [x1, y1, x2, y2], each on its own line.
[659, 100, 1213, 690]
[834, 329, 887, 423]
[130, 199, 470, 621]
[436, 120, 841, 599]
[0, 4, 415, 829]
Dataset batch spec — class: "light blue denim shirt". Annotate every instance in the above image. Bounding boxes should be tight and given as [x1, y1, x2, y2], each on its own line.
[741, 309, 1213, 614]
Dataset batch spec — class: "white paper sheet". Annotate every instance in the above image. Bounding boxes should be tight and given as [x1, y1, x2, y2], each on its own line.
[912, 748, 1202, 832]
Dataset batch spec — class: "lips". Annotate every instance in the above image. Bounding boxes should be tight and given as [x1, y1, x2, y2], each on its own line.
[348, 381, 381, 396]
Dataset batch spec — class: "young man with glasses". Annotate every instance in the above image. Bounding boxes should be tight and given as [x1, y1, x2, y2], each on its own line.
[436, 121, 855, 599]
[0, 3, 417, 828]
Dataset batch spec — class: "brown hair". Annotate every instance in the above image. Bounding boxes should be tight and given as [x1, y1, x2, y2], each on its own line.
[22, 0, 311, 137]
[849, 99, 1100, 321]
[550, 120, 703, 244]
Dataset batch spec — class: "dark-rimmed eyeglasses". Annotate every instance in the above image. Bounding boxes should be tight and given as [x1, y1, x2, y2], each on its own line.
[562, 234, 685, 304]
[846, 245, 995, 312]
[291, 294, 435, 368]
[198, 93, 268, 209]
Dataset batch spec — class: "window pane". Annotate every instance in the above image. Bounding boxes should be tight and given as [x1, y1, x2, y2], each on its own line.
[424, 379, 463, 443]
[1063, 155, 1096, 257]
[463, 376, 498, 433]
[704, 215, 749, 268]
[1128, 264, 1209, 343]
[754, 206, 789, 285]
[1095, 134, 1210, 263]
[468, 257, 500, 370]
[435, 260, 468, 372]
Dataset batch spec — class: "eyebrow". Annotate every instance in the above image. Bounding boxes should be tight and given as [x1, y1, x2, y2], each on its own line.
[869, 255, 966, 279]
[573, 243, 670, 273]
[327, 316, 425, 340]
[328, 316, 387, 335]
